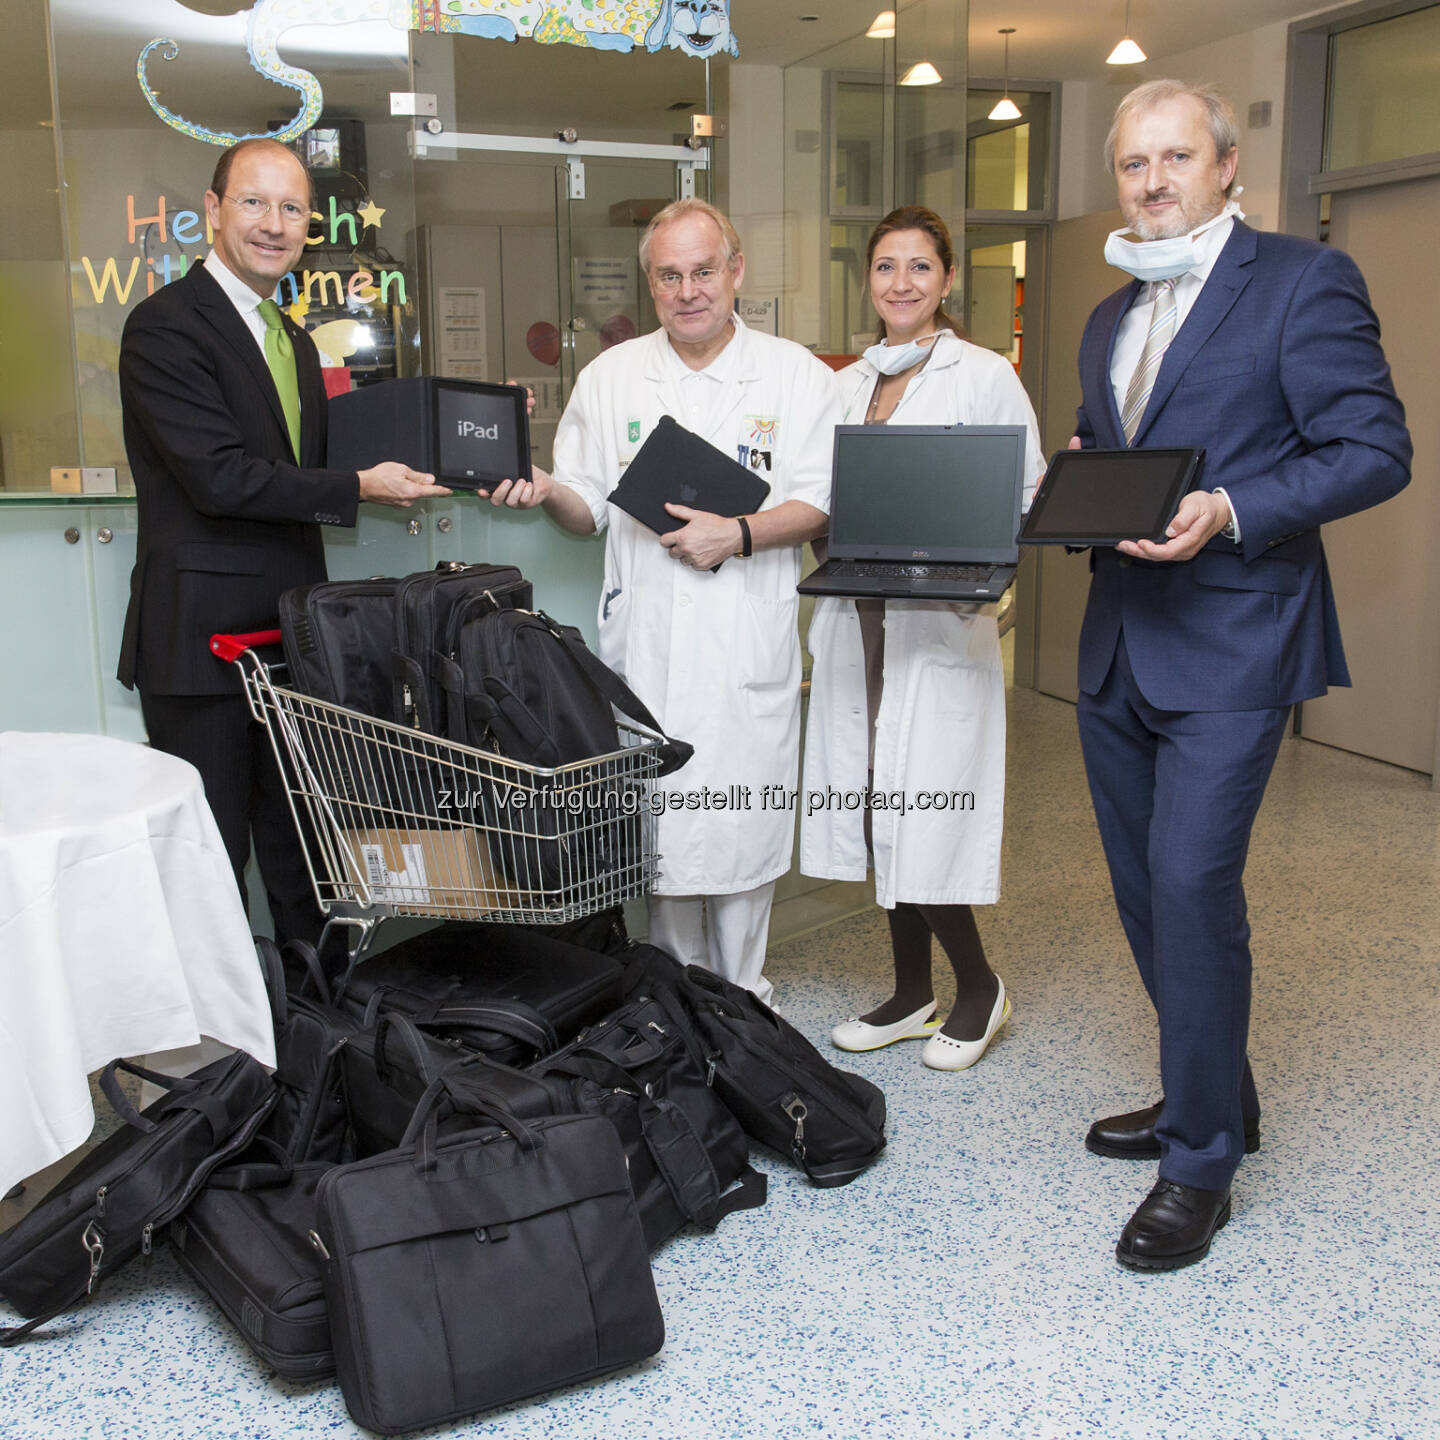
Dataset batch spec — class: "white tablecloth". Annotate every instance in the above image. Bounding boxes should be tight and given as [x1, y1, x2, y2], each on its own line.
[0, 732, 276, 1195]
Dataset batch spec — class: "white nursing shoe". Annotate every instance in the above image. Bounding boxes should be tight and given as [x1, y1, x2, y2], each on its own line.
[920, 980, 1010, 1071]
[831, 1001, 941, 1053]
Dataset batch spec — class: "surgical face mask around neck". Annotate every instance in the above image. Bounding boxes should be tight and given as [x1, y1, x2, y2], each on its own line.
[1103, 197, 1244, 283]
[863, 332, 941, 375]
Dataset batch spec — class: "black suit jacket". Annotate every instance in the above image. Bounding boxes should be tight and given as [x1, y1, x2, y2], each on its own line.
[118, 262, 361, 695]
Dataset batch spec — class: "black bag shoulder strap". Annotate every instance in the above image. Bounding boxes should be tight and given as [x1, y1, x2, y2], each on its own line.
[533, 612, 693, 775]
[716, 1165, 768, 1221]
[281, 939, 335, 1006]
[371, 1012, 445, 1086]
[205, 1134, 295, 1192]
[254, 936, 289, 1030]
[0, 1282, 92, 1347]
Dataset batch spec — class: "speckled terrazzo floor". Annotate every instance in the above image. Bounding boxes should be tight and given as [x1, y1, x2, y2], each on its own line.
[3, 687, 1438, 1440]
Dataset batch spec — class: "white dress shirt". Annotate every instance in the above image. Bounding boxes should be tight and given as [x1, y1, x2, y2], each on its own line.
[204, 250, 270, 355]
[1107, 215, 1240, 537]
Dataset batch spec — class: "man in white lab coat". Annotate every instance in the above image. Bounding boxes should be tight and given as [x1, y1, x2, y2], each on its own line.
[490, 199, 840, 1004]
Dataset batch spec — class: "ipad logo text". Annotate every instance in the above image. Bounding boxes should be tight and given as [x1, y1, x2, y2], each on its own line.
[457, 420, 501, 440]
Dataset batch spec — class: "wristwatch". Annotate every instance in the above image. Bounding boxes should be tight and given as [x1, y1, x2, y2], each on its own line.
[1213, 490, 1238, 542]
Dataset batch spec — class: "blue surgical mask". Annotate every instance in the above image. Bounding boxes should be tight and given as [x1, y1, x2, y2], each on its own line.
[863, 332, 941, 375]
[1103, 199, 1244, 282]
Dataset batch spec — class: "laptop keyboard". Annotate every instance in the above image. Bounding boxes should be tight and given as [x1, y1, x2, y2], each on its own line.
[828, 561, 998, 583]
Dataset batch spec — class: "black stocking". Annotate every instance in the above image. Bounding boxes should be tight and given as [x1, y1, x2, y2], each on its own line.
[860, 902, 999, 1040]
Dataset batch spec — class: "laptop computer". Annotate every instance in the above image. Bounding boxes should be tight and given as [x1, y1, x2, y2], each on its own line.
[798, 425, 1028, 601]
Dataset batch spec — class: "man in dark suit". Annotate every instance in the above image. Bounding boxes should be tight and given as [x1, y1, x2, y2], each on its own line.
[118, 137, 447, 945]
[1072, 81, 1411, 1270]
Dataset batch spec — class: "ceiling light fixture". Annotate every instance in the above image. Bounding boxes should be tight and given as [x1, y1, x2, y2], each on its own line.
[1106, 0, 1147, 64]
[865, 9, 896, 39]
[988, 28, 1021, 120]
[899, 60, 943, 85]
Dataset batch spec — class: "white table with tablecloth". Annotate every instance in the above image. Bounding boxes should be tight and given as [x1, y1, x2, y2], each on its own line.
[0, 732, 275, 1196]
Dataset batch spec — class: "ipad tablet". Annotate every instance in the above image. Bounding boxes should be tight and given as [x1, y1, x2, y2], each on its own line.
[328, 377, 532, 494]
[1017, 447, 1205, 546]
[431, 378, 533, 493]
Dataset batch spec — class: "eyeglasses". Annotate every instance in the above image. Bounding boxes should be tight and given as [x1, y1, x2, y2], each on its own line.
[651, 266, 728, 295]
[224, 194, 312, 226]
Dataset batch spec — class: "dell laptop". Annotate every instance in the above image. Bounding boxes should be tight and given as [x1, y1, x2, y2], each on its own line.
[799, 425, 1028, 602]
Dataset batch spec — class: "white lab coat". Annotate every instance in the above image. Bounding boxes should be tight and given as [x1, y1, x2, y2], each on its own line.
[799, 331, 1045, 906]
[555, 318, 840, 894]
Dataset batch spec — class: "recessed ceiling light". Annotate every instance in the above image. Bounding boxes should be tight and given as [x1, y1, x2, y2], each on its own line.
[799, 14, 820, 20]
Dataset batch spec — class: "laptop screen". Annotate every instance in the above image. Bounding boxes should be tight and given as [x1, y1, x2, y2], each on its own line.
[829, 426, 1026, 563]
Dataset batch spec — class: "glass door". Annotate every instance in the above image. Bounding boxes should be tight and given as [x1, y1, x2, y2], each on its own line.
[408, 140, 694, 640]
[559, 155, 688, 395]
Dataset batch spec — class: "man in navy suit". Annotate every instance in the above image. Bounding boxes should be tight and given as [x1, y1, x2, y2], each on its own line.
[119, 138, 446, 945]
[1072, 81, 1410, 1269]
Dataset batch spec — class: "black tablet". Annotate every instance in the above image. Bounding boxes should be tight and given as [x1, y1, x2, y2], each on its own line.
[1017, 447, 1205, 546]
[431, 378, 532, 493]
[327, 377, 532, 494]
[610, 415, 770, 534]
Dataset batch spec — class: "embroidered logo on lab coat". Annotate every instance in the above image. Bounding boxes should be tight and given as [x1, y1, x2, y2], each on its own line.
[738, 416, 777, 471]
[628, 419, 642, 443]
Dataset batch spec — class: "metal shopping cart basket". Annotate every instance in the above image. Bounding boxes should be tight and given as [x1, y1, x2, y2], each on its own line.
[213, 631, 662, 960]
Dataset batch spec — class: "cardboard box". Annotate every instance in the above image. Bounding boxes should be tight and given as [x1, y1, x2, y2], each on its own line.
[344, 826, 515, 915]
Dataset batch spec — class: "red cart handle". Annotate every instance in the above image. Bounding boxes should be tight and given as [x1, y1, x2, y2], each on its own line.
[210, 630, 284, 664]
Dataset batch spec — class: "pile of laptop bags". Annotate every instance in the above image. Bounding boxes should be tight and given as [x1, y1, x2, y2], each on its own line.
[0, 924, 886, 1434]
[278, 559, 690, 774]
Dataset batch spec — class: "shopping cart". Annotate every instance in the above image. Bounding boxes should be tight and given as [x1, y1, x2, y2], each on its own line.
[212, 631, 662, 962]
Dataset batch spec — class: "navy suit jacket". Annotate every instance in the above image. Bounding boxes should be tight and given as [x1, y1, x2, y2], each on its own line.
[118, 263, 361, 695]
[1074, 222, 1411, 711]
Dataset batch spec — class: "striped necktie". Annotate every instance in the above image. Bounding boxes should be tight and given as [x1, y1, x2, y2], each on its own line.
[258, 299, 302, 459]
[1120, 278, 1177, 445]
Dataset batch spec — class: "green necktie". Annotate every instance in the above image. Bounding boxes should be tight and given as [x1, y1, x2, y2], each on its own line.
[258, 298, 302, 459]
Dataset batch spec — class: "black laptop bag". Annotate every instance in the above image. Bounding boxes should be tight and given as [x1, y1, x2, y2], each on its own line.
[530, 997, 766, 1248]
[279, 576, 399, 720]
[278, 562, 531, 731]
[0, 1052, 276, 1344]
[169, 1160, 334, 1379]
[312, 1082, 664, 1434]
[651, 965, 888, 1188]
[440, 608, 692, 890]
[252, 938, 355, 1165]
[334, 922, 624, 1067]
[340, 1008, 764, 1249]
[393, 561, 530, 731]
[338, 1013, 566, 1158]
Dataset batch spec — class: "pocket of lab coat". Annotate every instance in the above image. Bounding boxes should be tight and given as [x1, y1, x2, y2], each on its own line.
[737, 592, 800, 713]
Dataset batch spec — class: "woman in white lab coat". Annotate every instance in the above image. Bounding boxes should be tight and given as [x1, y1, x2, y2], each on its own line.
[800, 206, 1044, 1070]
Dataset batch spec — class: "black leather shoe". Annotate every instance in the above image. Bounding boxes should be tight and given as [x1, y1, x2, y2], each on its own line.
[1116, 1179, 1232, 1271]
[1086, 1100, 1259, 1159]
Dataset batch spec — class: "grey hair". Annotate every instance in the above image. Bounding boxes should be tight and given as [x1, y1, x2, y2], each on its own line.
[1105, 79, 1239, 195]
[637, 199, 742, 274]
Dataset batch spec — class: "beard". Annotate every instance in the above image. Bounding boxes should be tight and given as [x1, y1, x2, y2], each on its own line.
[1127, 190, 1225, 241]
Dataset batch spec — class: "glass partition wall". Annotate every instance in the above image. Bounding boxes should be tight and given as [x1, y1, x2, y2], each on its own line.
[3, 0, 722, 495]
[4, 2, 1063, 498]
[782, 3, 968, 356]
[0, 0, 81, 494]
